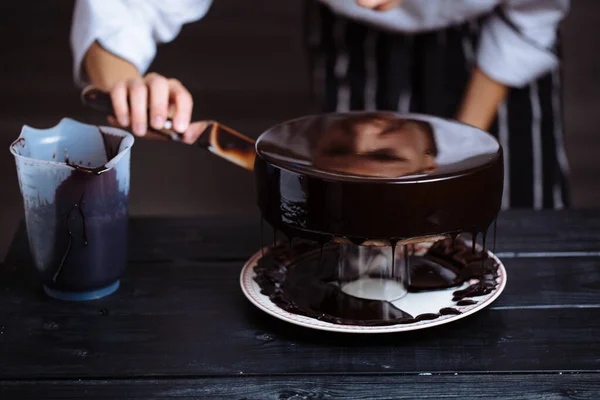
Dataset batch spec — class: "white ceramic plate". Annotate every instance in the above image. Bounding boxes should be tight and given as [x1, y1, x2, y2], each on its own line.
[240, 245, 507, 334]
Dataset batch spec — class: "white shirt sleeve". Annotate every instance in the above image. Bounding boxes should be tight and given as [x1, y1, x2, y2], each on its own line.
[477, 0, 570, 88]
[70, 0, 212, 87]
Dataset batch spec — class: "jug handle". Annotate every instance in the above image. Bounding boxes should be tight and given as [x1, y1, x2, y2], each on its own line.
[81, 87, 256, 171]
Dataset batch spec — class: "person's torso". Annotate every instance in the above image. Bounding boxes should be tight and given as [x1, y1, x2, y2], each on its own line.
[318, 0, 500, 32]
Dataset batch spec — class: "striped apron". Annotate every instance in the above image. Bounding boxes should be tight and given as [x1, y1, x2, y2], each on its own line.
[303, 1, 570, 210]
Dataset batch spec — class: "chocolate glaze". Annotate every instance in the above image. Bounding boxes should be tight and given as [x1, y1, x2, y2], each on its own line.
[255, 112, 503, 244]
[39, 129, 129, 293]
[100, 128, 124, 162]
[254, 236, 499, 326]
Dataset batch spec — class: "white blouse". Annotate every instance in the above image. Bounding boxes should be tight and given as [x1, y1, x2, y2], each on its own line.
[70, 0, 569, 88]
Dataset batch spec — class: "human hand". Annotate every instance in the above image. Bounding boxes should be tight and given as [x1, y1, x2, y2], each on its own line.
[106, 72, 199, 143]
[456, 67, 508, 132]
[355, 0, 404, 11]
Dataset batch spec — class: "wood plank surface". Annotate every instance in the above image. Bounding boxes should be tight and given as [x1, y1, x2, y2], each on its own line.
[2, 257, 599, 313]
[1, 374, 599, 399]
[126, 210, 600, 256]
[1, 257, 599, 379]
[6, 211, 600, 266]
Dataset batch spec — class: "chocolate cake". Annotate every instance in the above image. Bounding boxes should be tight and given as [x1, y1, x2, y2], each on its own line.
[254, 112, 503, 244]
[252, 112, 504, 326]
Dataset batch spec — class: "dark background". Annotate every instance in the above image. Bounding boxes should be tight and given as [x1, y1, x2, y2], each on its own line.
[0, 0, 598, 259]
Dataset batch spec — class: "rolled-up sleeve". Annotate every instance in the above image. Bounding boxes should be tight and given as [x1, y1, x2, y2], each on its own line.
[70, 0, 212, 87]
[477, 0, 570, 88]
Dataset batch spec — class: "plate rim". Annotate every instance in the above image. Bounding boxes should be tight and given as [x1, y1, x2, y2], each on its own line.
[240, 245, 507, 334]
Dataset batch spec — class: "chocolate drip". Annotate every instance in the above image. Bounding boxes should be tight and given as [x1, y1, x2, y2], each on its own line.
[260, 217, 265, 260]
[53, 205, 75, 283]
[415, 313, 440, 321]
[53, 193, 89, 284]
[78, 194, 88, 246]
[482, 229, 487, 259]
[404, 244, 411, 286]
[319, 242, 325, 265]
[390, 240, 397, 279]
[439, 307, 462, 315]
[493, 219, 498, 253]
[349, 237, 365, 246]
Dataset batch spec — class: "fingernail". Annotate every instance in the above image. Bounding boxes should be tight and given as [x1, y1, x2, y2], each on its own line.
[152, 116, 165, 129]
[118, 116, 129, 127]
[133, 123, 146, 135]
[174, 119, 187, 133]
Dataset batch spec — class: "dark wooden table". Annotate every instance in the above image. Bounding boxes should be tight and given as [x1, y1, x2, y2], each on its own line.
[1, 210, 600, 399]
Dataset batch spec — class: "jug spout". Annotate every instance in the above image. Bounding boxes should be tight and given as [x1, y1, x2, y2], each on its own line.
[10, 117, 134, 172]
[10, 117, 134, 207]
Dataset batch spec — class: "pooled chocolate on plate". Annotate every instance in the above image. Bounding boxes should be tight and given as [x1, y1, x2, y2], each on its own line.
[254, 237, 499, 326]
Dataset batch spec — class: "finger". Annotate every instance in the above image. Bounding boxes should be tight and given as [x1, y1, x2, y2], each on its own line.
[107, 115, 120, 128]
[168, 79, 193, 133]
[145, 73, 170, 130]
[110, 82, 130, 127]
[127, 78, 148, 136]
[374, 2, 401, 11]
[182, 121, 209, 145]
[356, 0, 402, 11]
